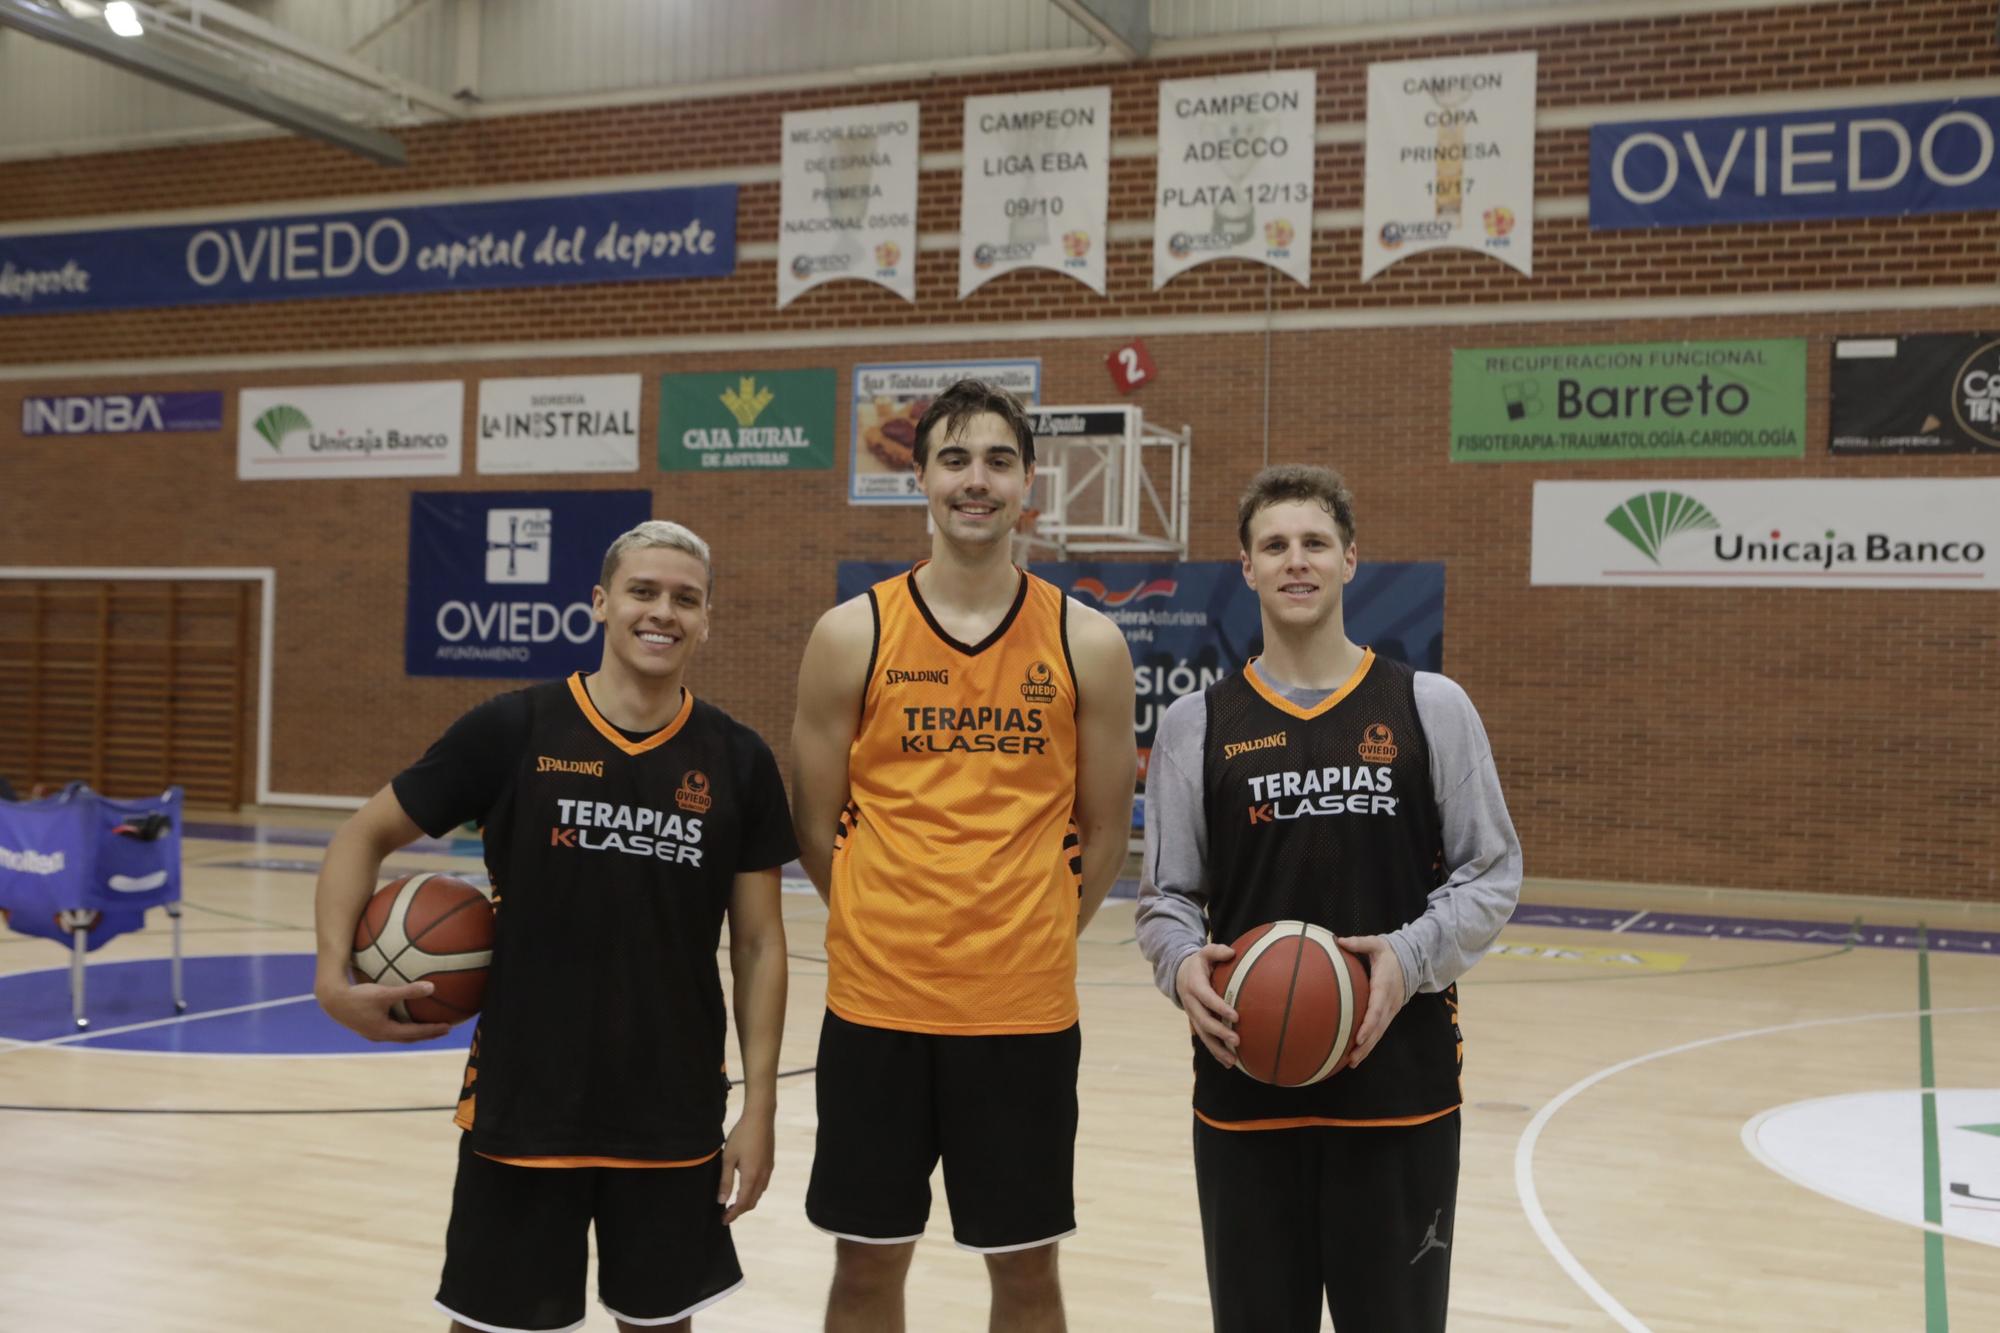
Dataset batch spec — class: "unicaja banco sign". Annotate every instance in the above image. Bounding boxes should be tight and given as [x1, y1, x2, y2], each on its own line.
[1532, 480, 2000, 588]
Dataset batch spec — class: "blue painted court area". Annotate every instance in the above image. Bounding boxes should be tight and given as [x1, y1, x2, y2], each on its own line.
[183, 819, 482, 857]
[0, 953, 471, 1054]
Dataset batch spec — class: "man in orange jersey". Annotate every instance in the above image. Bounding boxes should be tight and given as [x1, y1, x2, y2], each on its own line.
[314, 521, 794, 1333]
[791, 378, 1137, 1333]
[1136, 466, 1521, 1332]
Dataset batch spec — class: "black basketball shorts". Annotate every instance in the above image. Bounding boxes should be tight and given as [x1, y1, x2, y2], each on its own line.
[806, 1009, 1081, 1252]
[434, 1133, 743, 1332]
[1193, 1110, 1461, 1333]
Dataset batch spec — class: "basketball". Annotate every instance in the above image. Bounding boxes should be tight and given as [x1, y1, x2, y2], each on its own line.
[350, 873, 494, 1026]
[1210, 920, 1371, 1087]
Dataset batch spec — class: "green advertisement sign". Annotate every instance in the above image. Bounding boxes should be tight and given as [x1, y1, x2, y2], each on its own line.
[659, 369, 835, 471]
[1450, 339, 1806, 461]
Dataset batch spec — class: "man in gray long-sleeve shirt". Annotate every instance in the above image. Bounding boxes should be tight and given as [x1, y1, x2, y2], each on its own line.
[1134, 464, 1521, 1333]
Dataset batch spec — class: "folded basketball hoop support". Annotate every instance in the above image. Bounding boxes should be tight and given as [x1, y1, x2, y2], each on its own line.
[1016, 406, 1191, 564]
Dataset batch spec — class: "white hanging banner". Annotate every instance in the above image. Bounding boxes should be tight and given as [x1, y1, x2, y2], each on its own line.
[959, 87, 1111, 298]
[1153, 70, 1316, 290]
[1363, 50, 1537, 280]
[778, 101, 919, 308]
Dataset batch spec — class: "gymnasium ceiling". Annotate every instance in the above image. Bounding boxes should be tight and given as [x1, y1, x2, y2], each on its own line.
[0, 0, 1778, 164]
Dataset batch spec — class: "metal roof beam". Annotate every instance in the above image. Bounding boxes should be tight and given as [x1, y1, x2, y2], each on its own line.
[1050, 0, 1150, 60]
[0, 0, 408, 166]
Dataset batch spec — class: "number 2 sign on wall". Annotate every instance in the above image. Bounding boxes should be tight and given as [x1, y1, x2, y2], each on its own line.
[1106, 338, 1157, 395]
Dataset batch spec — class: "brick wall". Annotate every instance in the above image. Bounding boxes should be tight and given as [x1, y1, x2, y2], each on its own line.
[2, 0, 1997, 899]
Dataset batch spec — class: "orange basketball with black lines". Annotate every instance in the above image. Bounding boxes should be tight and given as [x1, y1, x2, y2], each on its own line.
[351, 873, 494, 1026]
[1210, 920, 1370, 1087]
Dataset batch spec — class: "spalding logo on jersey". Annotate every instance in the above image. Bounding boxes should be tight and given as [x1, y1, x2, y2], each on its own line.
[1245, 764, 1399, 824]
[549, 797, 705, 864]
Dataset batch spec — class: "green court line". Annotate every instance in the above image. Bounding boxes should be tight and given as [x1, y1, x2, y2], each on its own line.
[1918, 924, 1949, 1333]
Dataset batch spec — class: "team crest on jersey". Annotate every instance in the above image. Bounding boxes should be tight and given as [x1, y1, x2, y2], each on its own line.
[1358, 723, 1399, 762]
[1020, 660, 1058, 703]
[675, 770, 713, 813]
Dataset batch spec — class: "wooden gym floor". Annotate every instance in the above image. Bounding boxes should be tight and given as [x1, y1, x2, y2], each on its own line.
[0, 811, 1995, 1331]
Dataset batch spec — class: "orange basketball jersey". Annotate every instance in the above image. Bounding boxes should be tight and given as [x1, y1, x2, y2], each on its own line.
[826, 565, 1082, 1035]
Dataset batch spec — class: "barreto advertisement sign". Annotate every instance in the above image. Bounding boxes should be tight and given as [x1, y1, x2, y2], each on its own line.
[1451, 339, 1805, 461]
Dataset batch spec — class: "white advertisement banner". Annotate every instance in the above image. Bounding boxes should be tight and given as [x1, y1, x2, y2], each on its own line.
[850, 359, 1041, 505]
[959, 86, 1111, 297]
[1154, 69, 1316, 289]
[1363, 50, 1537, 280]
[1531, 479, 2000, 589]
[237, 381, 463, 480]
[475, 374, 640, 474]
[779, 101, 919, 308]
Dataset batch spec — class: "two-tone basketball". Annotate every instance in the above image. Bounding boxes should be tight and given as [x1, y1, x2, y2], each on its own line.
[1210, 920, 1371, 1087]
[350, 872, 494, 1026]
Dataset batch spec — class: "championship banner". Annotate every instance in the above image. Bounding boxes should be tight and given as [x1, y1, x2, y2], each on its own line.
[1363, 51, 1536, 279]
[1154, 70, 1316, 289]
[405, 489, 652, 678]
[959, 86, 1111, 297]
[835, 559, 1446, 798]
[1590, 96, 2000, 229]
[0, 186, 736, 316]
[1451, 339, 1805, 461]
[849, 359, 1040, 505]
[1531, 479, 2000, 589]
[1831, 334, 2000, 455]
[475, 374, 640, 474]
[237, 381, 463, 480]
[779, 102, 919, 308]
[659, 369, 836, 472]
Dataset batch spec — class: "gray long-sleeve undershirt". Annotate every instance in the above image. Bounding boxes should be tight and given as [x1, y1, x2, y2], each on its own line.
[1133, 659, 1523, 1004]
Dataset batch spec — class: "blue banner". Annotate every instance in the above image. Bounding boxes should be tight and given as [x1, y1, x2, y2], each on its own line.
[836, 561, 1445, 823]
[21, 391, 223, 436]
[1590, 98, 2000, 229]
[0, 186, 737, 316]
[406, 490, 653, 680]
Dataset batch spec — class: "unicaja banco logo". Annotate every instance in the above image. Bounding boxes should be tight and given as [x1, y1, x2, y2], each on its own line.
[720, 376, 774, 429]
[253, 404, 311, 450]
[1604, 491, 1720, 565]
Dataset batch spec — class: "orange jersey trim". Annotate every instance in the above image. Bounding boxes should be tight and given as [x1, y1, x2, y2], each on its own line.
[1242, 649, 1375, 721]
[566, 673, 693, 755]
[1194, 1104, 1459, 1132]
[475, 1147, 721, 1169]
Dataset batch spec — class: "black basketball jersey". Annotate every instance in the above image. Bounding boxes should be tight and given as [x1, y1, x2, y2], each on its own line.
[392, 673, 796, 1161]
[1197, 652, 1462, 1127]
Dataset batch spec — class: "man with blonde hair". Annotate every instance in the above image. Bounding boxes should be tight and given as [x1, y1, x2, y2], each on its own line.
[316, 518, 794, 1333]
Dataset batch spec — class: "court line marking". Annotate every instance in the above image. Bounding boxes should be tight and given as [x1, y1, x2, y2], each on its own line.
[1610, 910, 1650, 933]
[0, 992, 320, 1058]
[1918, 929, 1951, 1331]
[1516, 1003, 2000, 1331]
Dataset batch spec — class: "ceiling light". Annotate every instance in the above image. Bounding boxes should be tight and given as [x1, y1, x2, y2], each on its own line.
[103, 1, 142, 37]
